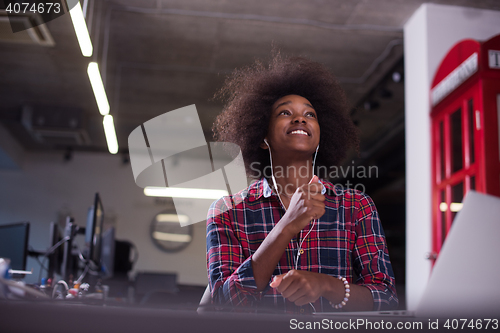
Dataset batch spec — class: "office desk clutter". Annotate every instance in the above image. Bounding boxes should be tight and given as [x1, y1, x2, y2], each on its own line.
[0, 193, 130, 304]
[0, 192, 205, 310]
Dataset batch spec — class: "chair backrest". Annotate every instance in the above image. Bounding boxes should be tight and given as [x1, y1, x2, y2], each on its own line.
[134, 272, 177, 305]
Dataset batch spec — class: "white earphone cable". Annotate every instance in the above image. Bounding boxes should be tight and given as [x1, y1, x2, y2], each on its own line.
[265, 139, 319, 313]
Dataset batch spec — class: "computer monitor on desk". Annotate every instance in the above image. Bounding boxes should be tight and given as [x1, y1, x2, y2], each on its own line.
[0, 222, 30, 278]
[47, 222, 63, 279]
[101, 227, 115, 279]
[85, 192, 105, 271]
[61, 192, 106, 282]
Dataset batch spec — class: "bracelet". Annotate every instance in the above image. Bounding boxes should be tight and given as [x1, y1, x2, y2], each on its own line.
[329, 276, 350, 309]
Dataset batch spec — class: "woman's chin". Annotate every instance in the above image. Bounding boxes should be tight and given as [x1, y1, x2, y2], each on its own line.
[280, 147, 316, 159]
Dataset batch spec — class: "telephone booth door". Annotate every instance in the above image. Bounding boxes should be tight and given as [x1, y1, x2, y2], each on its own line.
[430, 34, 500, 259]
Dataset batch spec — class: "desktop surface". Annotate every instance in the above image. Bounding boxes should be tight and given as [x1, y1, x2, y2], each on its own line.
[0, 299, 291, 333]
[1, 299, 494, 333]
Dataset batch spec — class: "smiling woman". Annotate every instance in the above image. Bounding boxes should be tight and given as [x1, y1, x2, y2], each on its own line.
[206, 53, 398, 314]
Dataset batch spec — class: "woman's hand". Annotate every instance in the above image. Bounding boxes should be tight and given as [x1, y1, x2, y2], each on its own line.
[280, 175, 325, 236]
[271, 270, 374, 311]
[270, 270, 330, 306]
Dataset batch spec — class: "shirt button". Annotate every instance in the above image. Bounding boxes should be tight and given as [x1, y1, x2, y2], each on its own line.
[300, 308, 305, 314]
[299, 249, 304, 255]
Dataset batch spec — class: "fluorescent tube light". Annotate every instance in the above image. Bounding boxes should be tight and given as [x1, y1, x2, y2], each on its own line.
[156, 214, 190, 224]
[152, 231, 192, 243]
[69, 1, 93, 57]
[103, 115, 119, 154]
[144, 187, 228, 199]
[87, 62, 110, 115]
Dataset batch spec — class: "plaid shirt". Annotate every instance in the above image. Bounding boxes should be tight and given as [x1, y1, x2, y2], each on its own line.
[206, 178, 398, 313]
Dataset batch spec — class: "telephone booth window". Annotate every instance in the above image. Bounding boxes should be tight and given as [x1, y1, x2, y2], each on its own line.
[440, 190, 446, 245]
[451, 182, 464, 224]
[432, 91, 477, 254]
[467, 99, 475, 165]
[451, 108, 463, 173]
[439, 121, 445, 180]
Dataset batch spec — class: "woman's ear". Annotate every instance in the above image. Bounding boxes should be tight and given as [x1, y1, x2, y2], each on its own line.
[260, 138, 269, 150]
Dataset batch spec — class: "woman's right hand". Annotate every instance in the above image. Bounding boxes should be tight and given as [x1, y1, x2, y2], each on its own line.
[280, 175, 325, 236]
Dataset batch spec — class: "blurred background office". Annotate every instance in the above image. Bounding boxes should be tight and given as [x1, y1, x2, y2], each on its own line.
[0, 0, 499, 310]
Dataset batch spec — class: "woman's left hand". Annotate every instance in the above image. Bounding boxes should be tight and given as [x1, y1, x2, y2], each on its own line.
[270, 270, 329, 306]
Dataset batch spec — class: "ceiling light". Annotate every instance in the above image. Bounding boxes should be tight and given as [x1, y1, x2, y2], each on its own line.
[69, 1, 93, 57]
[103, 115, 118, 154]
[144, 187, 228, 199]
[392, 71, 403, 83]
[87, 62, 109, 116]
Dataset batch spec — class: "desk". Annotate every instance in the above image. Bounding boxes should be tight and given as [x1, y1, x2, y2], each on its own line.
[1, 300, 482, 333]
[0, 300, 290, 333]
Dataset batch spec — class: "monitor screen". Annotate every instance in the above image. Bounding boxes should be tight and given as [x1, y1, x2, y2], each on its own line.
[0, 222, 30, 273]
[85, 193, 104, 268]
[101, 227, 115, 279]
[47, 222, 63, 278]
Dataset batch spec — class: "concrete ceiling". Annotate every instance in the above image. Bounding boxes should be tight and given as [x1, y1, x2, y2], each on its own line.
[0, 0, 499, 165]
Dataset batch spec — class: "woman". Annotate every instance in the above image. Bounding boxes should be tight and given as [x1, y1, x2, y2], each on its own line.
[206, 53, 398, 313]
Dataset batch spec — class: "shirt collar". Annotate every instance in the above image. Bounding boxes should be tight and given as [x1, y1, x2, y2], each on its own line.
[261, 177, 326, 198]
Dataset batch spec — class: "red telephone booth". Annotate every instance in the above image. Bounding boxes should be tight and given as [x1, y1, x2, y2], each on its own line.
[430, 34, 500, 258]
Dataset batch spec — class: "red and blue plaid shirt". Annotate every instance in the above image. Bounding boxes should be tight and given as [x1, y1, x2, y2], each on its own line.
[206, 178, 398, 313]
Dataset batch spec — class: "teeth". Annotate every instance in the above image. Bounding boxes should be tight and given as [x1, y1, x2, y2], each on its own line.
[290, 130, 308, 136]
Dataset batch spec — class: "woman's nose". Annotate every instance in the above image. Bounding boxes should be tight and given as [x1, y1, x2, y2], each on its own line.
[292, 116, 306, 124]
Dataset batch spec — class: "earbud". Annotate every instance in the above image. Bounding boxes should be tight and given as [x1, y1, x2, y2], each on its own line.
[264, 139, 270, 148]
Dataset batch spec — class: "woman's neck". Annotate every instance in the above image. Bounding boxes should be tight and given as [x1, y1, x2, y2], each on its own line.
[270, 158, 314, 198]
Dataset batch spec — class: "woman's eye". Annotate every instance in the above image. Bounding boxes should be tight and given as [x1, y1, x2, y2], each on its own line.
[278, 110, 291, 116]
[306, 112, 316, 118]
